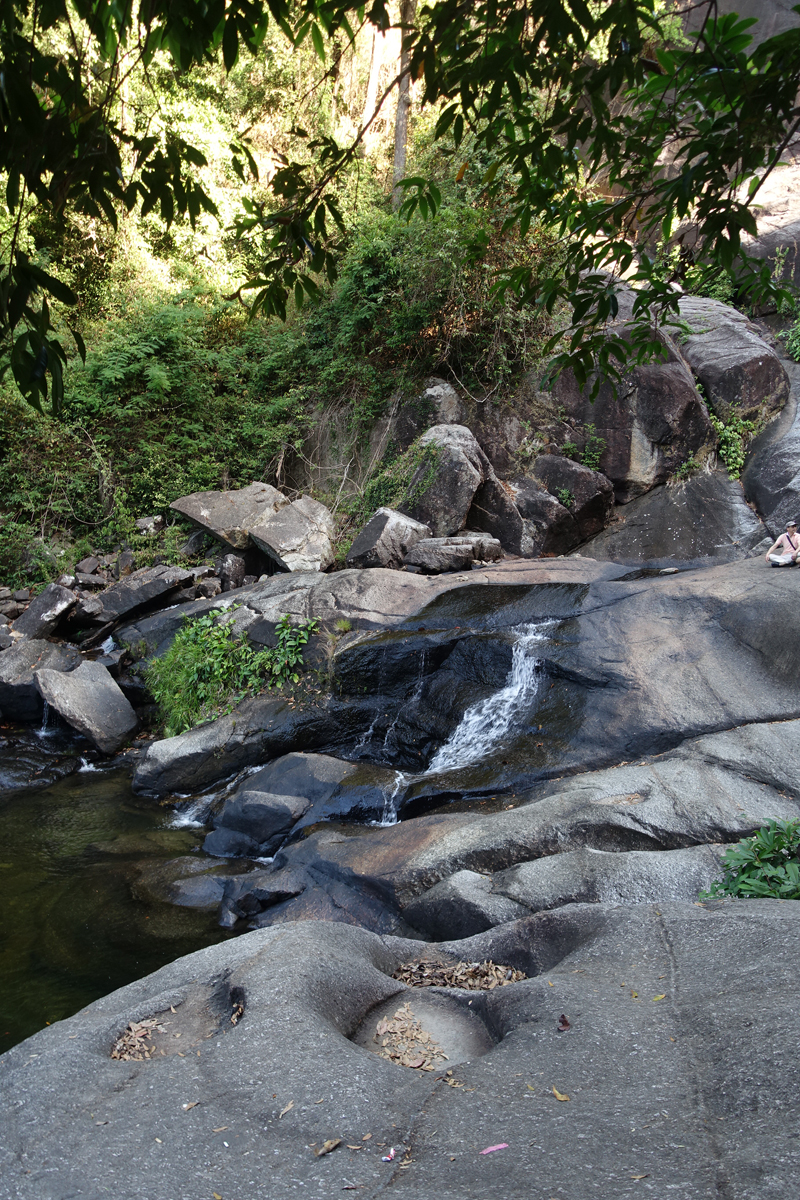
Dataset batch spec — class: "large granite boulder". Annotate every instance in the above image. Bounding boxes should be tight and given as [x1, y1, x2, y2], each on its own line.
[346, 508, 432, 570]
[392, 376, 468, 446]
[551, 329, 715, 503]
[530, 455, 614, 541]
[398, 424, 492, 537]
[5, 904, 800, 1199]
[675, 296, 789, 423]
[583, 470, 771, 563]
[507, 478, 578, 555]
[742, 358, 800, 536]
[404, 540, 476, 574]
[35, 660, 138, 753]
[0, 639, 81, 722]
[10, 582, 76, 639]
[170, 481, 288, 549]
[250, 494, 335, 573]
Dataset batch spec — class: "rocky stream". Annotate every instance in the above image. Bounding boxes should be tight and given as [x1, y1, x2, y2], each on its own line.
[3, 296, 800, 1198]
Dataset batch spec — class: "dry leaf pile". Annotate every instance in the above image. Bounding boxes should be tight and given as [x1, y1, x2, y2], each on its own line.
[392, 959, 526, 990]
[373, 1002, 448, 1070]
[111, 1018, 169, 1061]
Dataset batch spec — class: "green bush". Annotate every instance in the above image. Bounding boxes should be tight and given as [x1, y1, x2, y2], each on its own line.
[145, 609, 318, 737]
[710, 413, 755, 479]
[580, 424, 606, 472]
[556, 487, 574, 509]
[702, 820, 800, 900]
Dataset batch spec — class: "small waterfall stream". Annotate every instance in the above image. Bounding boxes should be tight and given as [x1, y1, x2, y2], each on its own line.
[376, 620, 554, 825]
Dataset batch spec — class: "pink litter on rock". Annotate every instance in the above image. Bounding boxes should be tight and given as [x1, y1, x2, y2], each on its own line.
[381, 1148, 396, 1162]
[480, 1144, 509, 1155]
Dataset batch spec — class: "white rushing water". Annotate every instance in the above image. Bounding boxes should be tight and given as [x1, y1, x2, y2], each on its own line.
[426, 620, 554, 774]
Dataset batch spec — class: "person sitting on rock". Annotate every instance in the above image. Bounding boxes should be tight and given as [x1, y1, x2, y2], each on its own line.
[766, 521, 800, 566]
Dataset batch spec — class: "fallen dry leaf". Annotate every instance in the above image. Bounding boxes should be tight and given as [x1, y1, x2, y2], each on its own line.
[279, 1100, 294, 1119]
[526, 1084, 535, 1093]
[213, 1194, 222, 1199]
[392, 959, 525, 991]
[373, 1001, 448, 1071]
[630, 1174, 650, 1180]
[346, 1145, 362, 1150]
[212, 1127, 228, 1133]
[362, 1133, 372, 1141]
[557, 1014, 571, 1032]
[315, 1138, 342, 1157]
[552, 1086, 570, 1102]
[652, 994, 666, 1002]
[182, 1102, 199, 1111]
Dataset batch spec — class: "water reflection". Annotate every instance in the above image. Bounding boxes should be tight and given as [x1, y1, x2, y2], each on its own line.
[0, 758, 229, 1051]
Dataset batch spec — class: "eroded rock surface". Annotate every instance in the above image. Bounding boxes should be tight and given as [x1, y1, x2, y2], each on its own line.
[4, 904, 800, 1199]
[346, 508, 432, 569]
[250, 494, 336, 572]
[35, 660, 139, 753]
[170, 481, 288, 549]
[0, 639, 81, 722]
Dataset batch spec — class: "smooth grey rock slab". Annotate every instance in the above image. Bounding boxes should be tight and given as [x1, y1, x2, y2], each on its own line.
[4, 903, 800, 1199]
[10, 582, 77, 639]
[98, 564, 194, 622]
[582, 470, 771, 563]
[35, 660, 138, 753]
[0, 639, 81, 722]
[676, 295, 789, 423]
[249, 493, 335, 572]
[402, 868, 530, 939]
[170, 480, 288, 549]
[493, 844, 727, 912]
[346, 507, 432, 570]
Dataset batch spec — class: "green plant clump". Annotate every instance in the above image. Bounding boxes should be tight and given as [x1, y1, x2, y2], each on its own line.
[556, 487, 574, 509]
[675, 456, 700, 481]
[710, 413, 755, 479]
[145, 609, 318, 736]
[702, 820, 800, 900]
[580, 424, 606, 472]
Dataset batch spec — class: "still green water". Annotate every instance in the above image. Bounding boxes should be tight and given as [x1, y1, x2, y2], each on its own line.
[0, 755, 227, 1051]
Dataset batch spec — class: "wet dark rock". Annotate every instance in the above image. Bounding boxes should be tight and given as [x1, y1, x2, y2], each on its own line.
[249, 494, 335, 573]
[98, 565, 194, 622]
[0, 627, 12, 650]
[203, 827, 262, 858]
[132, 855, 243, 910]
[346, 508, 432, 570]
[35, 661, 139, 754]
[207, 753, 400, 856]
[465, 473, 527, 553]
[0, 639, 81, 722]
[677, 296, 789, 424]
[170, 481, 289, 550]
[179, 528, 208, 557]
[69, 592, 104, 627]
[11, 583, 77, 640]
[582, 470, 771, 563]
[7, 904, 800, 1199]
[531, 455, 615, 540]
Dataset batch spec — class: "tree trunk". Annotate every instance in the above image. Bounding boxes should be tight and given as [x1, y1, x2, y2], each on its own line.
[392, 0, 417, 209]
[360, 27, 385, 138]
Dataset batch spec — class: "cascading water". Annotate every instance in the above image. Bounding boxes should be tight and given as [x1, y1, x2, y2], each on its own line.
[426, 621, 554, 774]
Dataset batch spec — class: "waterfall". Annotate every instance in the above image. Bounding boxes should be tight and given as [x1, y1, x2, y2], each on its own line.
[426, 621, 553, 774]
[37, 701, 54, 738]
[375, 770, 407, 828]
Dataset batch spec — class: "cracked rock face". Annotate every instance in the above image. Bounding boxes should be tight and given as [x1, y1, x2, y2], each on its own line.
[3, 903, 800, 1199]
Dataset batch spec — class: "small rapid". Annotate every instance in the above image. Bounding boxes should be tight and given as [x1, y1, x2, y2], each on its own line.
[426, 621, 553, 774]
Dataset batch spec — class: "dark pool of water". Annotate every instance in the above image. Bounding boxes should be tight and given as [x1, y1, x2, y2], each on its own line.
[0, 737, 229, 1051]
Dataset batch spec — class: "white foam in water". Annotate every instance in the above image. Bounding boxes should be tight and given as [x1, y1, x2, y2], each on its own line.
[373, 770, 407, 828]
[170, 797, 214, 829]
[78, 757, 101, 772]
[100, 636, 115, 655]
[426, 621, 554, 774]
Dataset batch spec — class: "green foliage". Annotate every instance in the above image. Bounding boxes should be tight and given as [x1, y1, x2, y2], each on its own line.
[345, 438, 441, 534]
[781, 312, 800, 363]
[145, 609, 318, 737]
[579, 425, 606, 472]
[702, 821, 800, 900]
[675, 456, 700, 481]
[556, 487, 574, 509]
[710, 413, 755, 480]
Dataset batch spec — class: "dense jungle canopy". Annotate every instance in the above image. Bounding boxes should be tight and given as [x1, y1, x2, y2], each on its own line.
[1, 0, 800, 580]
